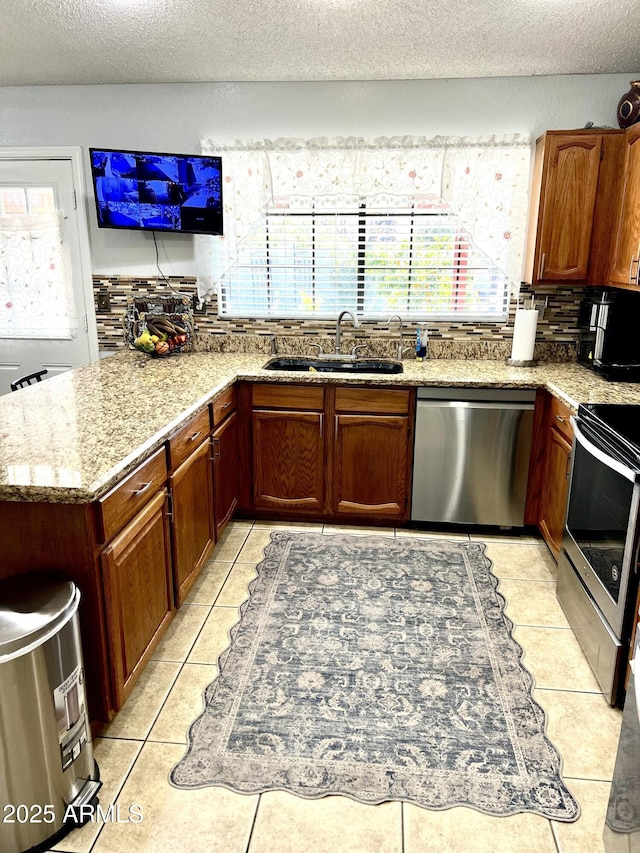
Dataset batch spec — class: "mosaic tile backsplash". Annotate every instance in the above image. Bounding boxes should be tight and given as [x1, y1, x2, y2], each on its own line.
[93, 276, 583, 362]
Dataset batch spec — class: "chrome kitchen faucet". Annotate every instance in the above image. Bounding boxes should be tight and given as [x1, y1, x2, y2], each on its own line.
[334, 310, 360, 354]
[388, 314, 406, 360]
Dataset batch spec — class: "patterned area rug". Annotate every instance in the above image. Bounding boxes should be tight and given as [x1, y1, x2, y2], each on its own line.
[170, 532, 579, 821]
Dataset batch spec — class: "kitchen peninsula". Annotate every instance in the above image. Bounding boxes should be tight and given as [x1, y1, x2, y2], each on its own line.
[3, 348, 640, 727]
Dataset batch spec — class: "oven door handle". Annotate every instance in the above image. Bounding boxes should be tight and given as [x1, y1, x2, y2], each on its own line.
[571, 416, 640, 483]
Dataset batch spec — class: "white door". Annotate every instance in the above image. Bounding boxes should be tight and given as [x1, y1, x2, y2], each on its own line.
[0, 149, 98, 395]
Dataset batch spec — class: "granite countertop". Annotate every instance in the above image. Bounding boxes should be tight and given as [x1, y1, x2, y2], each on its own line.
[2, 349, 640, 504]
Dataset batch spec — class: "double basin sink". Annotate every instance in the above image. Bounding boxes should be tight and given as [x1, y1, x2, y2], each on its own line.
[263, 356, 404, 374]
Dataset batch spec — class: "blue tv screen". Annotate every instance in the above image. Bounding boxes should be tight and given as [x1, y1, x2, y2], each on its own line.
[89, 148, 223, 235]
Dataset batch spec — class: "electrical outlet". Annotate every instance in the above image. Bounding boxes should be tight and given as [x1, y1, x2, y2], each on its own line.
[97, 293, 111, 312]
[192, 294, 206, 314]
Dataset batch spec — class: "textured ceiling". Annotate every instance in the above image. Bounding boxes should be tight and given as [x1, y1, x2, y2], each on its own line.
[1, 0, 640, 86]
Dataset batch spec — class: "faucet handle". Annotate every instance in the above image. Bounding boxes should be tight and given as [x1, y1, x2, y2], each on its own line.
[351, 344, 368, 358]
[309, 343, 324, 356]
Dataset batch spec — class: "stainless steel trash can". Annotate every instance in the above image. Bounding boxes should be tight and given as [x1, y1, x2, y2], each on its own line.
[0, 573, 101, 853]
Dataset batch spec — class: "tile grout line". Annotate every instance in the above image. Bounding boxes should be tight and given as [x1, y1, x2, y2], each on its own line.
[533, 685, 606, 696]
[145, 521, 259, 742]
[144, 542, 244, 732]
[72, 735, 147, 853]
[563, 773, 616, 784]
[244, 792, 262, 853]
[550, 817, 563, 853]
[534, 685, 608, 698]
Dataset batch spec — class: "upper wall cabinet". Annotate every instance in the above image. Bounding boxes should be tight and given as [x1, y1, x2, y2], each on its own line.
[524, 130, 624, 287]
[609, 124, 640, 289]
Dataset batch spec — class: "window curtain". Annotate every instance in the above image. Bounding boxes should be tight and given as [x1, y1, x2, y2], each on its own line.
[196, 134, 531, 305]
[0, 211, 78, 339]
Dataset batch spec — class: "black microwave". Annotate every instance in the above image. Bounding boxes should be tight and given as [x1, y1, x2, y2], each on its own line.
[577, 289, 640, 382]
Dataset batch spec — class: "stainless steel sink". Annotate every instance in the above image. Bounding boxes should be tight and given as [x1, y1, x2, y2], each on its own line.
[262, 356, 404, 374]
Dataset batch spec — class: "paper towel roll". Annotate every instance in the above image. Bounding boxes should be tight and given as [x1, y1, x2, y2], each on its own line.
[510, 309, 539, 362]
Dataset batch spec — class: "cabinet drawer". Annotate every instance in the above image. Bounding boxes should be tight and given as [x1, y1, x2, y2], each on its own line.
[335, 387, 410, 414]
[167, 407, 211, 469]
[252, 383, 324, 411]
[212, 385, 237, 426]
[97, 447, 167, 543]
[548, 395, 574, 442]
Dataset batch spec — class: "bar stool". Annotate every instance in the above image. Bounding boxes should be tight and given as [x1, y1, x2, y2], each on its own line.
[10, 369, 49, 392]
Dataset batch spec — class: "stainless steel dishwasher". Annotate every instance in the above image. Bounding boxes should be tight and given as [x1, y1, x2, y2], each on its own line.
[411, 387, 536, 526]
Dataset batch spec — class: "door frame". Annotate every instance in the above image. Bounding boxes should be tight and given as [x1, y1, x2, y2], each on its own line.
[0, 146, 99, 362]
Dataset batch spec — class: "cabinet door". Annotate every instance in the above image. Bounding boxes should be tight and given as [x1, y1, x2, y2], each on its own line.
[212, 409, 239, 538]
[610, 126, 640, 287]
[253, 409, 324, 512]
[536, 134, 602, 282]
[169, 438, 215, 605]
[539, 426, 573, 559]
[333, 414, 409, 518]
[101, 489, 174, 709]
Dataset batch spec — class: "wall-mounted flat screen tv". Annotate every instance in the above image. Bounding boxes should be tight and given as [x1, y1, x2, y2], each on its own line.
[89, 148, 223, 235]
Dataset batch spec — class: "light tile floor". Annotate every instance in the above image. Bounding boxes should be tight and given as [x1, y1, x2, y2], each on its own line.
[49, 520, 623, 853]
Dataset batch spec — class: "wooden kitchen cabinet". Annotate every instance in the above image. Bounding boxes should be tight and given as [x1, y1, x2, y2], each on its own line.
[524, 130, 624, 286]
[167, 408, 215, 605]
[252, 384, 325, 513]
[0, 445, 177, 724]
[211, 384, 240, 538]
[609, 124, 640, 289]
[97, 445, 174, 711]
[101, 488, 174, 709]
[0, 500, 114, 725]
[249, 382, 413, 522]
[212, 408, 240, 538]
[529, 392, 574, 559]
[332, 387, 411, 519]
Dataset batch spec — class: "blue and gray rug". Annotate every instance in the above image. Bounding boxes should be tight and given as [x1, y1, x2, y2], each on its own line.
[170, 531, 579, 821]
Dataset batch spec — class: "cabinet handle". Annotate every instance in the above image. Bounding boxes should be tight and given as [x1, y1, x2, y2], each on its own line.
[566, 452, 572, 480]
[212, 436, 221, 460]
[319, 413, 323, 438]
[629, 256, 639, 285]
[133, 481, 153, 496]
[538, 252, 546, 280]
[555, 414, 565, 423]
[221, 401, 231, 410]
[188, 430, 202, 443]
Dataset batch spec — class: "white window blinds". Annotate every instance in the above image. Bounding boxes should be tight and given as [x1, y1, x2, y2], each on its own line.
[222, 200, 508, 320]
[197, 135, 531, 321]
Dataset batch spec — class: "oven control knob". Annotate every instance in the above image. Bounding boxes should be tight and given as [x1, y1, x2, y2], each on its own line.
[583, 565, 590, 577]
[612, 565, 620, 582]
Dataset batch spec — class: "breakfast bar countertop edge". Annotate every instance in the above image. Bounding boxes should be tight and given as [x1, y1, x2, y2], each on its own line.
[1, 350, 637, 503]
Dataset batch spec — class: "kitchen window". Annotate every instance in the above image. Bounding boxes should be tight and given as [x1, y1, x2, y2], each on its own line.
[220, 200, 508, 321]
[0, 184, 77, 340]
[196, 135, 531, 321]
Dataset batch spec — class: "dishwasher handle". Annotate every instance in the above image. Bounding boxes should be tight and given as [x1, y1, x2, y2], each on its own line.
[416, 400, 535, 411]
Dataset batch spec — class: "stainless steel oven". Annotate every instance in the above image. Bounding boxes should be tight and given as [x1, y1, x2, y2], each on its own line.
[557, 403, 640, 706]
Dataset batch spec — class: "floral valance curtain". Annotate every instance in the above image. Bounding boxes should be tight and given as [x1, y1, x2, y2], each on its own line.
[196, 134, 532, 304]
[0, 211, 77, 339]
